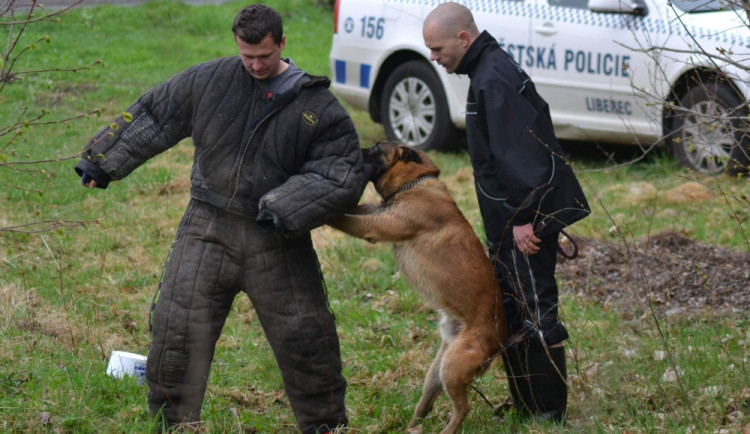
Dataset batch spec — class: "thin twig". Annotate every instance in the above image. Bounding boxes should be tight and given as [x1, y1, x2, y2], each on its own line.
[0, 219, 99, 233]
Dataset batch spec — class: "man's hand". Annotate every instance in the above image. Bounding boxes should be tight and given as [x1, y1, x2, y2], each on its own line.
[513, 223, 540, 255]
[81, 172, 98, 189]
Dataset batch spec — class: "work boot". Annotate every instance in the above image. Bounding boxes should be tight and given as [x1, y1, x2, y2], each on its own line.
[500, 347, 523, 413]
[500, 343, 567, 424]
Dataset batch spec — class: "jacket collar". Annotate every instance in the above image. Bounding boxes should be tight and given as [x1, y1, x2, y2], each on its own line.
[455, 30, 496, 77]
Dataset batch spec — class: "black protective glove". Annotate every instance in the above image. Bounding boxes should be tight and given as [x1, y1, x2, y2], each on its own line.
[256, 209, 286, 235]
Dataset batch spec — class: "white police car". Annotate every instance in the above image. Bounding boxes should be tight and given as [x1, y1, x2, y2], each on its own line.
[329, 0, 750, 174]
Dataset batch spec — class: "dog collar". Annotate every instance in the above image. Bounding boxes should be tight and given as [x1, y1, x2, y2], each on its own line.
[386, 175, 437, 201]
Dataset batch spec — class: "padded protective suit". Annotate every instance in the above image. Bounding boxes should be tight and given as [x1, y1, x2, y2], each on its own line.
[75, 57, 365, 432]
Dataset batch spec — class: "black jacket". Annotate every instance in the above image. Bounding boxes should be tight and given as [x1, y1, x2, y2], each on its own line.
[456, 31, 590, 249]
[75, 56, 365, 238]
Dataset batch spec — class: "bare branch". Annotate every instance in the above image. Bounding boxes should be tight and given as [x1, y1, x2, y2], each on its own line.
[1, 153, 82, 166]
[0, 0, 103, 237]
[1, 108, 102, 154]
[0, 0, 85, 26]
[6, 58, 103, 79]
[0, 219, 99, 233]
[619, 42, 750, 73]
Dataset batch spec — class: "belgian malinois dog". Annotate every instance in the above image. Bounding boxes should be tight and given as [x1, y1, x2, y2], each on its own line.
[328, 141, 508, 434]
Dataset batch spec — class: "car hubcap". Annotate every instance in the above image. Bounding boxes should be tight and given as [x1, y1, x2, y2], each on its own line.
[388, 77, 436, 147]
[680, 100, 735, 174]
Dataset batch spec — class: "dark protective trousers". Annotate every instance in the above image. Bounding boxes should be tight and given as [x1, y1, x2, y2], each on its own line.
[145, 200, 347, 432]
[492, 233, 569, 422]
[490, 233, 567, 347]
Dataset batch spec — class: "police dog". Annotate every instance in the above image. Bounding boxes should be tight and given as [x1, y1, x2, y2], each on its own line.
[328, 141, 507, 434]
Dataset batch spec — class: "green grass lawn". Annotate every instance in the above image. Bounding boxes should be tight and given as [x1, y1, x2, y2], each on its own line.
[1, 1, 748, 432]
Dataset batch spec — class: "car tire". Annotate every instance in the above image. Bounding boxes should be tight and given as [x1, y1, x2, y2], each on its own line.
[380, 60, 461, 151]
[668, 81, 749, 175]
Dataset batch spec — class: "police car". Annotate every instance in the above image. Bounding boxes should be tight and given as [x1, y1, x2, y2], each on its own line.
[329, 0, 750, 174]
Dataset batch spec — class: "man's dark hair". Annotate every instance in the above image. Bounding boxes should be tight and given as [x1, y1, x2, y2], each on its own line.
[232, 4, 284, 44]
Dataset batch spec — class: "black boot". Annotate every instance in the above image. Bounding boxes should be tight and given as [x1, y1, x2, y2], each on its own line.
[501, 344, 567, 424]
[500, 345, 527, 415]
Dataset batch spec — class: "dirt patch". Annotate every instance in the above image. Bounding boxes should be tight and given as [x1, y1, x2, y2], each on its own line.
[557, 231, 750, 317]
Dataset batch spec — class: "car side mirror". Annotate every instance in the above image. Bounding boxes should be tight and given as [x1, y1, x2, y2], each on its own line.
[588, 0, 647, 15]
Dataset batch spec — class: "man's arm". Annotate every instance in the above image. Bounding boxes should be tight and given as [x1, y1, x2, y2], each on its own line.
[257, 97, 366, 238]
[75, 65, 198, 189]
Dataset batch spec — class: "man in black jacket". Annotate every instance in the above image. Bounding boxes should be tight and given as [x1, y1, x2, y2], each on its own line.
[423, 2, 590, 424]
[77, 4, 365, 433]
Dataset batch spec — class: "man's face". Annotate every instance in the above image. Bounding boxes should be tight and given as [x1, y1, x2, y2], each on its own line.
[236, 33, 286, 80]
[423, 22, 465, 74]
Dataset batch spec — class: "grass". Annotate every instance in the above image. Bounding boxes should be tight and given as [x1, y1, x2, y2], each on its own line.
[1, 0, 749, 432]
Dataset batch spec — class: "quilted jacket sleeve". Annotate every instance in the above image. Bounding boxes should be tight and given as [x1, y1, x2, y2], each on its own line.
[74, 65, 198, 188]
[257, 91, 366, 239]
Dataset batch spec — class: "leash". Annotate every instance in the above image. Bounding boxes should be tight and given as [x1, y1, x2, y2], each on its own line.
[470, 331, 526, 411]
[471, 384, 496, 410]
[557, 229, 579, 259]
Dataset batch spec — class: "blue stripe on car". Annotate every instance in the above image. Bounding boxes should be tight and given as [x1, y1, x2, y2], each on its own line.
[360, 64, 371, 88]
[335, 60, 346, 84]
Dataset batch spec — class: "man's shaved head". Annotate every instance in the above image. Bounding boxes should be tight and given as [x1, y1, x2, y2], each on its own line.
[423, 2, 478, 40]
[422, 2, 479, 74]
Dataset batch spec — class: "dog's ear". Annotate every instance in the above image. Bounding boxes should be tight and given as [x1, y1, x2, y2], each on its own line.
[396, 146, 423, 164]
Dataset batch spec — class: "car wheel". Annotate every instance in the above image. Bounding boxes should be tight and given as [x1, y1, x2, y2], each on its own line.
[380, 60, 460, 151]
[669, 81, 748, 175]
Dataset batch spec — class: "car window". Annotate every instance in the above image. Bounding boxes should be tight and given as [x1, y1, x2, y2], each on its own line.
[548, 0, 589, 9]
[671, 0, 739, 12]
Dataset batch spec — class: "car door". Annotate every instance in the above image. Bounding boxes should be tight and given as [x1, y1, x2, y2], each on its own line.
[474, 0, 535, 55]
[528, 0, 659, 143]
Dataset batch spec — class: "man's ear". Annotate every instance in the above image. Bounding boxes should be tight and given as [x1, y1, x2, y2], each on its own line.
[396, 146, 423, 164]
[457, 30, 471, 48]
